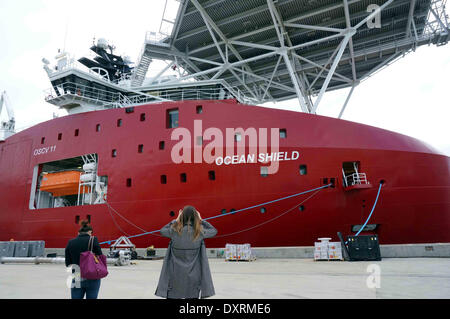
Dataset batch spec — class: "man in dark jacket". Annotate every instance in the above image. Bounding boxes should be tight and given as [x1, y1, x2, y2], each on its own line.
[65, 220, 103, 299]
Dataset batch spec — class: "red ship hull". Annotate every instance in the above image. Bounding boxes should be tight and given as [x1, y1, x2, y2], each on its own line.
[0, 100, 449, 248]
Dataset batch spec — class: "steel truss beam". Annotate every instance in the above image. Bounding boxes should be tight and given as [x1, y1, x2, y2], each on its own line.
[133, 0, 448, 114]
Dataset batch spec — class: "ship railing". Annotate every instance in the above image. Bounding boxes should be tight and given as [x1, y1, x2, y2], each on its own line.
[344, 173, 369, 187]
[49, 56, 134, 88]
[145, 31, 171, 46]
[44, 82, 126, 106]
[45, 81, 244, 109]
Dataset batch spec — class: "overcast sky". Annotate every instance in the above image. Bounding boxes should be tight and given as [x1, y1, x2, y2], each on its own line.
[0, 0, 449, 156]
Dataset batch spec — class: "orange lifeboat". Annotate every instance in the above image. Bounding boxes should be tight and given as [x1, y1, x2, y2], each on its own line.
[40, 171, 88, 197]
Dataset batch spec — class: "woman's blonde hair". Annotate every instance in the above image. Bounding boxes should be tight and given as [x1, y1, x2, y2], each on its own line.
[172, 205, 203, 240]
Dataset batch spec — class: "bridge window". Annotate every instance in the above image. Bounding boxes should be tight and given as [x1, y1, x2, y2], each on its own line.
[280, 129, 287, 139]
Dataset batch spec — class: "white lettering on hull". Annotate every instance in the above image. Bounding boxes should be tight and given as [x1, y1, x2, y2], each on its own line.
[33, 145, 56, 156]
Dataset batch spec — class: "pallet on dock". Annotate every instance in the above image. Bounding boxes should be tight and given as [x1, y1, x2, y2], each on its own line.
[225, 256, 257, 262]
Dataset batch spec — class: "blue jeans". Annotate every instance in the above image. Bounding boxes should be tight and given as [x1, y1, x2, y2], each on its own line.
[71, 279, 101, 299]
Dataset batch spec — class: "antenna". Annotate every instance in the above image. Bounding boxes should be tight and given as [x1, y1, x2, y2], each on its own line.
[63, 15, 70, 52]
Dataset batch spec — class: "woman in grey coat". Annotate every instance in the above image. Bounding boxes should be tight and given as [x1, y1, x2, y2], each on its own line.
[155, 205, 218, 299]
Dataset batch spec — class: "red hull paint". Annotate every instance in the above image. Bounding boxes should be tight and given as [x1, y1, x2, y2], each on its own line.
[0, 100, 449, 248]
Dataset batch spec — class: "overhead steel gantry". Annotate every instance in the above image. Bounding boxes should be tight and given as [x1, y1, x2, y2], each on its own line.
[132, 0, 449, 116]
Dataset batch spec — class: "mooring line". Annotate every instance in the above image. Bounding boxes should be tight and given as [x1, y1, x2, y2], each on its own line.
[100, 183, 332, 245]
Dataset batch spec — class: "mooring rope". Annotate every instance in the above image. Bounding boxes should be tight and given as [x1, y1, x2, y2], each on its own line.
[100, 183, 332, 245]
[354, 182, 383, 237]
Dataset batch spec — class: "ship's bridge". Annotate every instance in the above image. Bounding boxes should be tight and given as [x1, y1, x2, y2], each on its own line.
[43, 0, 449, 116]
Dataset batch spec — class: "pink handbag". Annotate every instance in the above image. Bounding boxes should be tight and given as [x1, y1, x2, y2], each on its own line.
[79, 236, 108, 280]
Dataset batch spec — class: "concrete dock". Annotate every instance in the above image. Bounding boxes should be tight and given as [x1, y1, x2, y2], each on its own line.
[1, 258, 449, 299]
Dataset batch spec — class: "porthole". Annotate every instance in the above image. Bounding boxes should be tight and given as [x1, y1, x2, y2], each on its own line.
[299, 205, 305, 212]
[169, 211, 175, 217]
[260, 207, 266, 213]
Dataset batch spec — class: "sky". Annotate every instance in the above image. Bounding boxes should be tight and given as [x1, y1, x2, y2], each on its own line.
[0, 0, 449, 156]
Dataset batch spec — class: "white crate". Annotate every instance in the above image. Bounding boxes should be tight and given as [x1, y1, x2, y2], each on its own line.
[225, 243, 255, 261]
[225, 244, 237, 261]
[314, 239, 343, 261]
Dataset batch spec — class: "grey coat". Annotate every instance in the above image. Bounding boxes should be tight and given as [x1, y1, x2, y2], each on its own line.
[155, 220, 217, 299]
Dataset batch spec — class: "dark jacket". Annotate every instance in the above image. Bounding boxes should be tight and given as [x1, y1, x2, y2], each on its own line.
[65, 233, 103, 267]
[155, 220, 217, 299]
